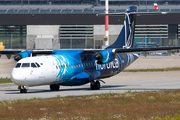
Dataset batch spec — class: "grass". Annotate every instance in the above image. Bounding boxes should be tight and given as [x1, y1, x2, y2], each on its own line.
[123, 67, 180, 72]
[0, 90, 180, 119]
[0, 78, 12, 84]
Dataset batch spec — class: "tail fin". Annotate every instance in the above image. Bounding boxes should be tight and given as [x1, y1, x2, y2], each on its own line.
[154, 3, 159, 10]
[106, 6, 137, 49]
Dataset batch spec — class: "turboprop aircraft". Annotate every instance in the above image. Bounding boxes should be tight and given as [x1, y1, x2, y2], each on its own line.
[0, 6, 180, 93]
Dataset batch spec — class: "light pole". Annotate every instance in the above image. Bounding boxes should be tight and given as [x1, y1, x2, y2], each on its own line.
[104, 0, 109, 46]
[11, 34, 13, 49]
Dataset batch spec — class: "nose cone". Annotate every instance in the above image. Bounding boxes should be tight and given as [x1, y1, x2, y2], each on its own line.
[11, 69, 26, 86]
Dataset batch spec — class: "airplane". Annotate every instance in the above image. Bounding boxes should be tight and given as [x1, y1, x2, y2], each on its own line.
[154, 3, 159, 10]
[0, 6, 180, 93]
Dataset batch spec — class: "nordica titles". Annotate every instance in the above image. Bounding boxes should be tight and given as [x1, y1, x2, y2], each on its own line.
[96, 58, 119, 70]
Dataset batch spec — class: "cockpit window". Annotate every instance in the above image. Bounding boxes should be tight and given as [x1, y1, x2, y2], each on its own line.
[15, 63, 21, 68]
[31, 63, 37, 68]
[21, 63, 30, 68]
[35, 62, 40, 67]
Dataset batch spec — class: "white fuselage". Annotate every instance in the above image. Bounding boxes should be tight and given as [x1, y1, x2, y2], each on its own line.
[11, 56, 59, 86]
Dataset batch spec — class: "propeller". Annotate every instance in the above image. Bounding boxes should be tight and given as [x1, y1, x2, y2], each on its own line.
[95, 53, 103, 64]
[14, 55, 22, 61]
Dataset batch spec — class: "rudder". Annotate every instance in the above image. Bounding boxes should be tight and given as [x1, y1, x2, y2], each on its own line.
[106, 6, 137, 49]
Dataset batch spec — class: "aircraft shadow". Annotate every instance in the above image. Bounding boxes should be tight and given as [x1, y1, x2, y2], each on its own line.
[4, 85, 178, 94]
[5, 85, 127, 94]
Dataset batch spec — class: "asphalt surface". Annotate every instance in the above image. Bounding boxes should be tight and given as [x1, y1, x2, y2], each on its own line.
[1, 56, 180, 101]
[0, 71, 180, 101]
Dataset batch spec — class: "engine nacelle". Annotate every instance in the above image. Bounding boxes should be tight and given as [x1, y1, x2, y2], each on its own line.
[14, 55, 22, 61]
[14, 50, 33, 61]
[95, 50, 115, 64]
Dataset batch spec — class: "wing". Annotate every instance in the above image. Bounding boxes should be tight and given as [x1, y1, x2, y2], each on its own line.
[0, 50, 54, 61]
[94, 47, 180, 64]
[96, 11, 168, 17]
[114, 47, 180, 53]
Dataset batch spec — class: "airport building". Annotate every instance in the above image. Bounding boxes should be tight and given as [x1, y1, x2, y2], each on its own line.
[0, 0, 180, 49]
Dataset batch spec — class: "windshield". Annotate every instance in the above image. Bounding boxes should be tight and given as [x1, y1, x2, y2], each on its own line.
[35, 62, 40, 67]
[15, 62, 41, 68]
[31, 63, 37, 68]
[15, 63, 21, 68]
[21, 63, 30, 68]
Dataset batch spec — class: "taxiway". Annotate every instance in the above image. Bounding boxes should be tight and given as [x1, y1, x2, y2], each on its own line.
[0, 71, 180, 101]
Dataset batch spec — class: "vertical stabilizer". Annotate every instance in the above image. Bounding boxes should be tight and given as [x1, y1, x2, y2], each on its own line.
[106, 6, 137, 49]
[154, 3, 159, 10]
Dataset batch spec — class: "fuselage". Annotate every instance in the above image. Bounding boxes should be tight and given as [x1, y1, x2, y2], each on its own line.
[11, 50, 139, 87]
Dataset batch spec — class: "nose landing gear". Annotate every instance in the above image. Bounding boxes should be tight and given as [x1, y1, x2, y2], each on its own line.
[18, 86, 28, 93]
[50, 84, 60, 91]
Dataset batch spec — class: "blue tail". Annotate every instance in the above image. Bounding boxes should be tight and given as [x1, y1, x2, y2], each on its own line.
[106, 6, 137, 49]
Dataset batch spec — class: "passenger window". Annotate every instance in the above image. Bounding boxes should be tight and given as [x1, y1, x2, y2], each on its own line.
[31, 63, 37, 68]
[71, 64, 73, 68]
[69, 64, 71, 68]
[74, 64, 76, 68]
[61, 65, 63, 68]
[15, 63, 21, 68]
[21, 63, 30, 68]
[35, 62, 40, 67]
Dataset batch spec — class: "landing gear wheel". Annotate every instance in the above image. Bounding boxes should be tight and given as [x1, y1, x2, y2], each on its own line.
[90, 81, 100, 90]
[50, 84, 60, 91]
[90, 81, 96, 90]
[20, 88, 27, 93]
[95, 81, 100, 90]
[20, 89, 23, 93]
[24, 89, 27, 93]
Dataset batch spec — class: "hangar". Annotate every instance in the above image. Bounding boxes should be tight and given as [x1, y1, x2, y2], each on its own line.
[0, 0, 180, 49]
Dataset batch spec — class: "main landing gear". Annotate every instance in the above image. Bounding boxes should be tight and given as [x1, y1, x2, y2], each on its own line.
[50, 84, 60, 91]
[18, 86, 27, 93]
[90, 81, 100, 90]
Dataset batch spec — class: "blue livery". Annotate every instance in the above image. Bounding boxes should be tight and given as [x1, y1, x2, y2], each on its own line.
[2, 6, 179, 93]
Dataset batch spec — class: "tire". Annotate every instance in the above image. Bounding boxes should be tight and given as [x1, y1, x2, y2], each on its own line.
[24, 89, 27, 93]
[50, 84, 60, 91]
[90, 82, 95, 90]
[20, 88, 27, 93]
[95, 81, 100, 90]
[50, 84, 54, 90]
[54, 84, 60, 91]
[20, 89, 23, 93]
